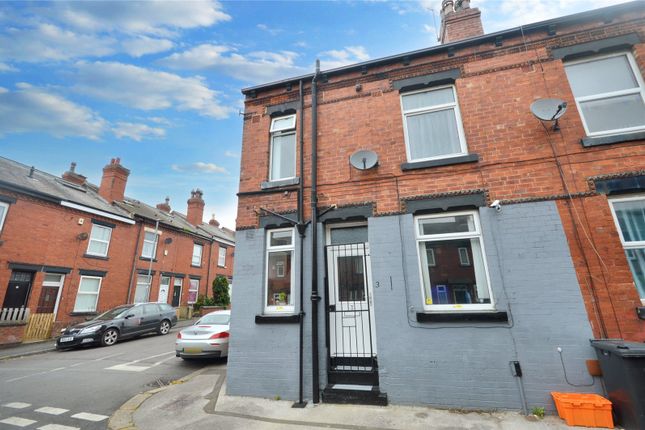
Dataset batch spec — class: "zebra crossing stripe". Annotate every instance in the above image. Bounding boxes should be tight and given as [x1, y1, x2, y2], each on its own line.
[35, 406, 69, 415]
[3, 402, 31, 409]
[38, 425, 80, 430]
[70, 412, 109, 422]
[0, 417, 37, 427]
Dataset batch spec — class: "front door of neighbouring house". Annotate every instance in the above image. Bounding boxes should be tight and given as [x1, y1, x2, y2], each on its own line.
[158, 276, 170, 303]
[36, 273, 64, 315]
[3, 271, 33, 309]
[171, 278, 182, 307]
[325, 224, 377, 370]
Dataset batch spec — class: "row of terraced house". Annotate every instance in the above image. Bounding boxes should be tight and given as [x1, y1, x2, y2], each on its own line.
[0, 156, 234, 345]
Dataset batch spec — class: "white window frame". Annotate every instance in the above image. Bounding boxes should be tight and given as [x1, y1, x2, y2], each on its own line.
[188, 278, 199, 304]
[218, 246, 227, 267]
[400, 85, 468, 163]
[565, 52, 645, 137]
[86, 224, 112, 257]
[608, 194, 645, 304]
[264, 227, 295, 314]
[458, 247, 471, 266]
[0, 201, 9, 233]
[141, 231, 159, 259]
[426, 247, 436, 267]
[192, 243, 203, 267]
[415, 210, 494, 312]
[269, 114, 297, 182]
[73, 275, 102, 313]
[42, 273, 65, 318]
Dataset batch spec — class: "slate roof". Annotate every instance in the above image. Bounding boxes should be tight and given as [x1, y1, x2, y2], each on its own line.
[0, 156, 132, 219]
[0, 156, 235, 244]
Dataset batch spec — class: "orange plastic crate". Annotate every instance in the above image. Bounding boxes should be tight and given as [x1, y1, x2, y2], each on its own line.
[551, 392, 614, 428]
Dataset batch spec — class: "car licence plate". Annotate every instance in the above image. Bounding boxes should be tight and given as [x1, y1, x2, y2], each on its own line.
[184, 347, 202, 353]
[60, 336, 74, 342]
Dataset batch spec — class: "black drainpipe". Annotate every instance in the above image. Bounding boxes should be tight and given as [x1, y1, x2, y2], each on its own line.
[293, 79, 307, 408]
[310, 59, 321, 404]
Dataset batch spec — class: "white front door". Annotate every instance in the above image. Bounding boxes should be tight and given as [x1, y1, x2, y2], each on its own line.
[158, 276, 170, 303]
[327, 242, 377, 359]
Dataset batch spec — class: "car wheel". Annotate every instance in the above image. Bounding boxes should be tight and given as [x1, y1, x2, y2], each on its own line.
[158, 319, 171, 335]
[101, 328, 119, 347]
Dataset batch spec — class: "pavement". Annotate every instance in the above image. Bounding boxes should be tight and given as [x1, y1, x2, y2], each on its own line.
[111, 366, 599, 430]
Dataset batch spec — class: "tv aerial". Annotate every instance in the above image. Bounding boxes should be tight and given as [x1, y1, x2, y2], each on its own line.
[349, 150, 379, 170]
[530, 98, 567, 131]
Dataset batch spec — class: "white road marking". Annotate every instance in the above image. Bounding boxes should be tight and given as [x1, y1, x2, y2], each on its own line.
[70, 412, 108, 422]
[3, 402, 31, 409]
[3, 353, 124, 383]
[35, 406, 69, 415]
[38, 425, 80, 430]
[105, 351, 174, 372]
[49, 367, 66, 372]
[93, 352, 124, 361]
[0, 416, 37, 427]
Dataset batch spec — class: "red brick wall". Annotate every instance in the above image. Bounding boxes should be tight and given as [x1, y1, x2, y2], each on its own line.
[0, 325, 26, 345]
[237, 8, 645, 340]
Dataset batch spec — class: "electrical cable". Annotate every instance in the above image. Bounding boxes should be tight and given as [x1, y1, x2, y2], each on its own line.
[558, 348, 596, 387]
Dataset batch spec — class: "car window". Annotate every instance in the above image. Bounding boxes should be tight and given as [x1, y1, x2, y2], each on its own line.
[197, 314, 230, 325]
[96, 306, 131, 320]
[159, 303, 172, 312]
[143, 304, 160, 315]
[128, 306, 143, 317]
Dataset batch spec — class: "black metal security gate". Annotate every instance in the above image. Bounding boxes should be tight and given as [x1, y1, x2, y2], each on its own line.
[325, 243, 377, 375]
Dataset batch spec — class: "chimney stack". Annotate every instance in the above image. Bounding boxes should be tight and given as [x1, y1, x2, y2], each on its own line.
[156, 197, 171, 213]
[98, 158, 130, 203]
[187, 189, 205, 226]
[439, 0, 484, 44]
[62, 162, 87, 186]
[209, 213, 220, 227]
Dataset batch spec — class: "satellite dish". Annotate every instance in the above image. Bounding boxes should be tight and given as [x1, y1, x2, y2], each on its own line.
[530, 98, 567, 130]
[349, 150, 379, 170]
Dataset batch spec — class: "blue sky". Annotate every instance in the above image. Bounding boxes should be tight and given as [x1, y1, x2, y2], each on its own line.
[0, 0, 622, 229]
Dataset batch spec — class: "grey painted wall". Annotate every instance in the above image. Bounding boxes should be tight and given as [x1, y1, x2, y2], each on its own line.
[228, 201, 600, 411]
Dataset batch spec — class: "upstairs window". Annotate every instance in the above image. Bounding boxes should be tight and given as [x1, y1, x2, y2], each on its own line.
[0, 201, 8, 233]
[141, 231, 158, 259]
[564, 53, 645, 136]
[192, 243, 203, 266]
[415, 211, 493, 311]
[609, 195, 645, 303]
[269, 114, 296, 181]
[87, 224, 112, 257]
[401, 85, 467, 162]
[218, 246, 227, 267]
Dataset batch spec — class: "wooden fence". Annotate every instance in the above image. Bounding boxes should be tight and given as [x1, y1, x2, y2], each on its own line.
[0, 307, 29, 325]
[23, 313, 55, 341]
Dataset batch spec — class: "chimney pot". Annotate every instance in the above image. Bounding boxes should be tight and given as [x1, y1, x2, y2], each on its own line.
[187, 189, 205, 226]
[439, 0, 483, 44]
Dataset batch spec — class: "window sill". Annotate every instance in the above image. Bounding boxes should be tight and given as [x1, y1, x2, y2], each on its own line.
[416, 311, 508, 323]
[401, 153, 479, 171]
[581, 131, 645, 148]
[255, 314, 301, 324]
[191, 264, 202, 268]
[217, 265, 226, 268]
[139, 256, 157, 262]
[83, 254, 109, 261]
[261, 177, 300, 190]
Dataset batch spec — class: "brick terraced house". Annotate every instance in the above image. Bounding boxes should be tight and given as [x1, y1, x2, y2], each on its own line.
[0, 156, 234, 345]
[228, 0, 645, 412]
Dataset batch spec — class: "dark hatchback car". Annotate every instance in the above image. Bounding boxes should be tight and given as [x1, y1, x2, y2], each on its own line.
[56, 303, 178, 349]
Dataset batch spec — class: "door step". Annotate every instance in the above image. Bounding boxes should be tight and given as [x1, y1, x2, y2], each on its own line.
[322, 384, 388, 406]
[328, 369, 379, 385]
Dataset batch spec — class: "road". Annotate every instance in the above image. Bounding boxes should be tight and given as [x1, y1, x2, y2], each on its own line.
[0, 327, 224, 430]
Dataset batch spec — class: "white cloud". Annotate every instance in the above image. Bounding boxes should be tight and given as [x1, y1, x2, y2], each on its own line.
[0, 23, 116, 62]
[72, 61, 232, 119]
[319, 46, 370, 70]
[0, 83, 106, 139]
[171, 162, 228, 174]
[0, 63, 17, 72]
[257, 23, 283, 36]
[121, 36, 174, 57]
[224, 150, 239, 158]
[158, 44, 308, 84]
[45, 0, 231, 37]
[113, 122, 165, 141]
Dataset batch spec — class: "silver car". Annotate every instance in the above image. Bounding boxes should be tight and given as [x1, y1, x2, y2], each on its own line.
[175, 310, 230, 359]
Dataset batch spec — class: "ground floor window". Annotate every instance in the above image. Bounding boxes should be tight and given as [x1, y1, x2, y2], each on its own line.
[134, 274, 151, 303]
[610, 195, 645, 302]
[73, 276, 102, 312]
[188, 278, 199, 304]
[415, 211, 493, 311]
[265, 228, 294, 313]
